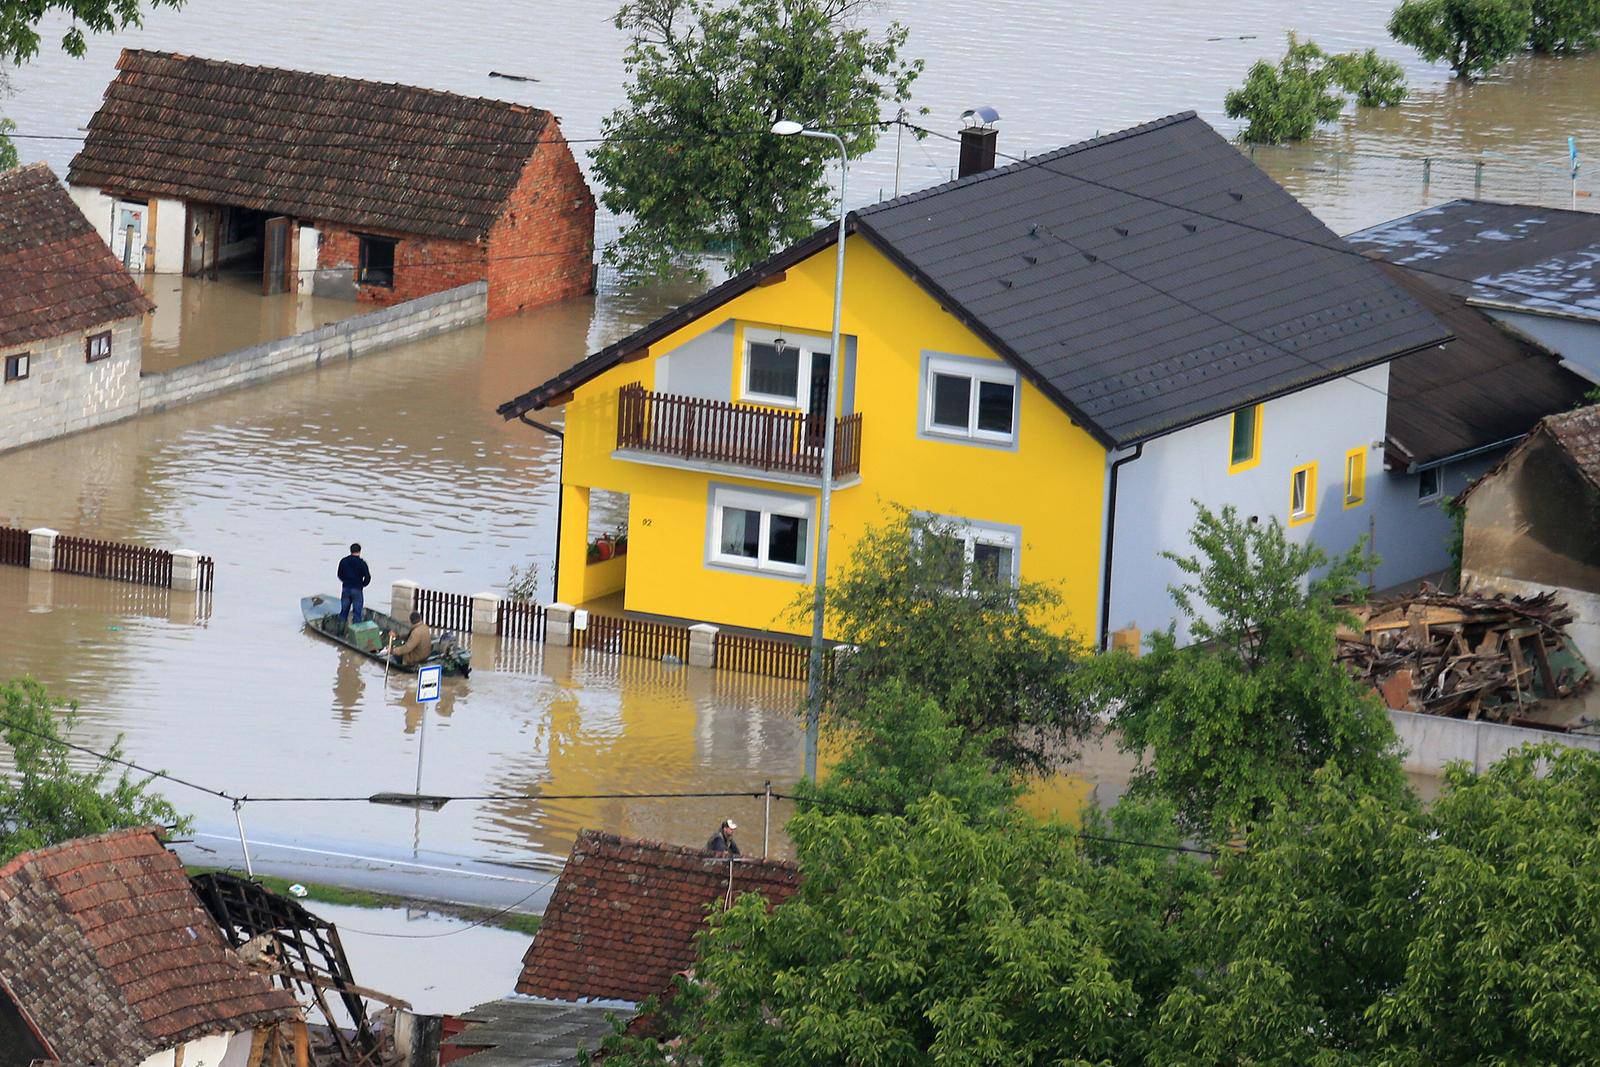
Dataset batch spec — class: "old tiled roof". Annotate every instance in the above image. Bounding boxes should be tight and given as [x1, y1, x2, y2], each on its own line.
[1346, 200, 1600, 323]
[441, 996, 626, 1066]
[1538, 404, 1600, 489]
[0, 163, 153, 349]
[68, 50, 556, 241]
[0, 828, 301, 1067]
[502, 112, 1448, 445]
[1377, 263, 1591, 470]
[516, 831, 801, 1003]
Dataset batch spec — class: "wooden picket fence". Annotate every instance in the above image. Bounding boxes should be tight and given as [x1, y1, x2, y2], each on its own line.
[715, 630, 812, 681]
[572, 611, 691, 662]
[0, 526, 28, 568]
[497, 598, 546, 642]
[415, 587, 472, 633]
[54, 535, 172, 588]
[197, 555, 215, 592]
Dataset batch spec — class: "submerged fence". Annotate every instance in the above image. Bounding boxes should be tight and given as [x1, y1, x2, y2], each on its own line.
[0, 526, 211, 591]
[414, 587, 473, 633]
[0, 527, 28, 568]
[572, 611, 692, 662]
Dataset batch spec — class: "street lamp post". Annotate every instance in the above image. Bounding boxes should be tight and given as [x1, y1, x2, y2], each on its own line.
[772, 119, 847, 781]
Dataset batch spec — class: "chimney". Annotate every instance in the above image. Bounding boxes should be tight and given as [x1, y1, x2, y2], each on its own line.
[958, 106, 1001, 178]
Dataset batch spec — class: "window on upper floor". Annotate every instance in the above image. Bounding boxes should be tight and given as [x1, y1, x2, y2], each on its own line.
[742, 337, 830, 411]
[1418, 466, 1442, 503]
[1229, 404, 1262, 472]
[708, 485, 810, 578]
[4, 353, 29, 383]
[1290, 462, 1317, 525]
[923, 355, 1018, 444]
[357, 234, 397, 288]
[918, 517, 1019, 591]
[85, 331, 112, 363]
[1344, 448, 1366, 508]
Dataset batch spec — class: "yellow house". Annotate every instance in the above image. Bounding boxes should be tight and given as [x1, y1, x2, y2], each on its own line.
[498, 113, 1448, 645]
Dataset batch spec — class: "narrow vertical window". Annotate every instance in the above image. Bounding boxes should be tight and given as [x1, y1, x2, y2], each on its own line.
[1229, 404, 1262, 472]
[1289, 462, 1316, 525]
[1344, 448, 1366, 508]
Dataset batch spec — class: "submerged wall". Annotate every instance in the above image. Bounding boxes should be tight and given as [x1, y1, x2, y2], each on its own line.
[139, 281, 486, 414]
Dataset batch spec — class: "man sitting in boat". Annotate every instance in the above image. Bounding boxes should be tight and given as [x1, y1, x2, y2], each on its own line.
[388, 611, 434, 668]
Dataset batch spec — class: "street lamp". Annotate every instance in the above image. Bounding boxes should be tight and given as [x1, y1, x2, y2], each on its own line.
[772, 118, 846, 782]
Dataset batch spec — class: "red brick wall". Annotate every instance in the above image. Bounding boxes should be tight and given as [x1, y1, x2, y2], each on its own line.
[317, 224, 487, 308]
[485, 120, 597, 319]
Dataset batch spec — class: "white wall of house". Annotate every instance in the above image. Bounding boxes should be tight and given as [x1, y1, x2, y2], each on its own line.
[67, 186, 185, 274]
[1484, 309, 1600, 382]
[69, 184, 117, 247]
[134, 1031, 250, 1067]
[152, 197, 186, 275]
[297, 224, 320, 285]
[0, 316, 144, 453]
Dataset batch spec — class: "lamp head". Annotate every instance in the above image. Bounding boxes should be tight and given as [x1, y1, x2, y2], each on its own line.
[771, 119, 804, 136]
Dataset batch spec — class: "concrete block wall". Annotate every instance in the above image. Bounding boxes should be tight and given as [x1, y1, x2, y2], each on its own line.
[1389, 707, 1600, 775]
[138, 281, 487, 415]
[0, 316, 143, 454]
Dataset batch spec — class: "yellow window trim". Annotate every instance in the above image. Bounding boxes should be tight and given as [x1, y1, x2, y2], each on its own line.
[1289, 462, 1317, 526]
[1343, 447, 1366, 509]
[1228, 404, 1263, 474]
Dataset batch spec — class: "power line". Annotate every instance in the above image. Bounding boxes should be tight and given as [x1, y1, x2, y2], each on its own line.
[0, 711, 235, 801]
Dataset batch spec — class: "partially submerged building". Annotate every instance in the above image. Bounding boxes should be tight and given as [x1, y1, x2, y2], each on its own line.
[0, 828, 306, 1067]
[0, 163, 153, 454]
[68, 50, 595, 319]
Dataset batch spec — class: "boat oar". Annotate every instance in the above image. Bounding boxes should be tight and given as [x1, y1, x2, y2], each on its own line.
[383, 633, 394, 686]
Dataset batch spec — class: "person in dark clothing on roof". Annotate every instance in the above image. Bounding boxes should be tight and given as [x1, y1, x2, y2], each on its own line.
[706, 819, 740, 857]
[337, 543, 371, 629]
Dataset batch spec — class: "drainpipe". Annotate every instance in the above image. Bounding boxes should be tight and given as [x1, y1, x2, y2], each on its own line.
[1099, 443, 1144, 651]
[518, 413, 565, 601]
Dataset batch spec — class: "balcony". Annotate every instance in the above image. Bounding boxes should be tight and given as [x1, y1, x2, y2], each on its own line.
[615, 383, 862, 481]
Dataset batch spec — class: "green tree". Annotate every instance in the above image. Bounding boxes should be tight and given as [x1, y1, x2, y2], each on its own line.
[0, 677, 189, 863]
[1108, 504, 1407, 839]
[592, 0, 920, 282]
[1529, 0, 1600, 49]
[815, 509, 1097, 774]
[1151, 747, 1600, 1064]
[1224, 36, 1405, 145]
[1, 67, 16, 170]
[0, 0, 182, 62]
[1388, 0, 1533, 78]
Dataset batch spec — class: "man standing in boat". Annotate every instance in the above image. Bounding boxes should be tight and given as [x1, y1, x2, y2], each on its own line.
[336, 543, 371, 630]
[389, 611, 433, 667]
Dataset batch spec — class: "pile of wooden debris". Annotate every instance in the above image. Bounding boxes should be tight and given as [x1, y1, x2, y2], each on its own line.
[1337, 586, 1591, 724]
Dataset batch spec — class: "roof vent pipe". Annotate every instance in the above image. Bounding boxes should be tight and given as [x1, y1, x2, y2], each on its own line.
[958, 106, 1000, 178]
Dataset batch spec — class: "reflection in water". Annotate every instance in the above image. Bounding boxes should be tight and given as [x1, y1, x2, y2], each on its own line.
[139, 273, 366, 372]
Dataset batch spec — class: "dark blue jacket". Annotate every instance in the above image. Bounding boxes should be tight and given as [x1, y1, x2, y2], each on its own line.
[337, 554, 371, 590]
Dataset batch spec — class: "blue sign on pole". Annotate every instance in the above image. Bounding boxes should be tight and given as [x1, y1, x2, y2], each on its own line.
[1572, 137, 1580, 179]
[416, 664, 443, 703]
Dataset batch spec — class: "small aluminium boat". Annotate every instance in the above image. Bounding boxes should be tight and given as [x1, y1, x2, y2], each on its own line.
[301, 594, 471, 676]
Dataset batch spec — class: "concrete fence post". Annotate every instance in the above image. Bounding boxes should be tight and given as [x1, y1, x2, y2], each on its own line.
[28, 528, 58, 571]
[687, 623, 719, 669]
[545, 603, 575, 647]
[470, 592, 502, 636]
[170, 550, 200, 592]
[391, 579, 418, 619]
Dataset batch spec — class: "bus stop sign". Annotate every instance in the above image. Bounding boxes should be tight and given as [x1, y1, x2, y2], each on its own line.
[416, 664, 443, 703]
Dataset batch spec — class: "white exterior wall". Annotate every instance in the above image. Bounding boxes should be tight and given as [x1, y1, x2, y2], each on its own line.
[0, 316, 144, 453]
[69, 184, 118, 247]
[135, 1032, 248, 1067]
[297, 224, 320, 281]
[1485, 309, 1600, 382]
[152, 197, 186, 274]
[1367, 453, 1495, 589]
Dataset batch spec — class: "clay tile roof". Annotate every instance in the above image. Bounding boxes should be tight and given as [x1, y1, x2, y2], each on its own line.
[516, 831, 801, 1004]
[0, 163, 153, 349]
[67, 49, 556, 242]
[0, 828, 302, 1067]
[1537, 404, 1600, 489]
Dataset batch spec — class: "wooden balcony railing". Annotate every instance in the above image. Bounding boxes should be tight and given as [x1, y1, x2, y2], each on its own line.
[617, 383, 862, 479]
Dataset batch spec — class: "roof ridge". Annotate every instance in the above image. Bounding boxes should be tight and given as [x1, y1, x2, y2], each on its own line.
[117, 48, 548, 118]
[0, 827, 162, 883]
[581, 829, 799, 870]
[858, 111, 1200, 216]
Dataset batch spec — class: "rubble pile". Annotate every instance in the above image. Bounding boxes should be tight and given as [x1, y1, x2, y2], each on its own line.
[1337, 586, 1591, 724]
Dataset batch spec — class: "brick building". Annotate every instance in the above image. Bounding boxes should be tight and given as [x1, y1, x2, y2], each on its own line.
[67, 50, 595, 319]
[0, 163, 152, 454]
[0, 828, 306, 1067]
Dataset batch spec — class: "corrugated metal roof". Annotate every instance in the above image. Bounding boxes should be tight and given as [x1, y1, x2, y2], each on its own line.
[1346, 199, 1600, 324]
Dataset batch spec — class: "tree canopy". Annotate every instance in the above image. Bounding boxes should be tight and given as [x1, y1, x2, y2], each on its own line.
[1529, 0, 1600, 50]
[591, 0, 920, 283]
[0, 677, 189, 863]
[0, 0, 181, 62]
[1388, 0, 1535, 78]
[1224, 35, 1406, 144]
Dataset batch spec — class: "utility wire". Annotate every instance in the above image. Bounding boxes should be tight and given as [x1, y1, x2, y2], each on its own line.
[0, 711, 235, 801]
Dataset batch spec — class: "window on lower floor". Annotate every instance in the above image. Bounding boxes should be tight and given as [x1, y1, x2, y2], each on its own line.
[1344, 447, 1366, 508]
[4, 353, 29, 383]
[1290, 462, 1316, 525]
[357, 234, 397, 287]
[918, 517, 1019, 591]
[708, 486, 810, 577]
[85, 331, 112, 363]
[1418, 466, 1442, 503]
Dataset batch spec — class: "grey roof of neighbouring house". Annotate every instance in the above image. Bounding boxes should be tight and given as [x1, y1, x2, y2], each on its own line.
[500, 111, 1448, 446]
[1346, 200, 1600, 324]
[439, 997, 628, 1066]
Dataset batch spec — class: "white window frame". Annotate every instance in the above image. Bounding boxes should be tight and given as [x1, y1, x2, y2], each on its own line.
[1417, 466, 1443, 504]
[741, 336, 828, 410]
[922, 355, 1019, 444]
[917, 516, 1020, 591]
[707, 486, 812, 578]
